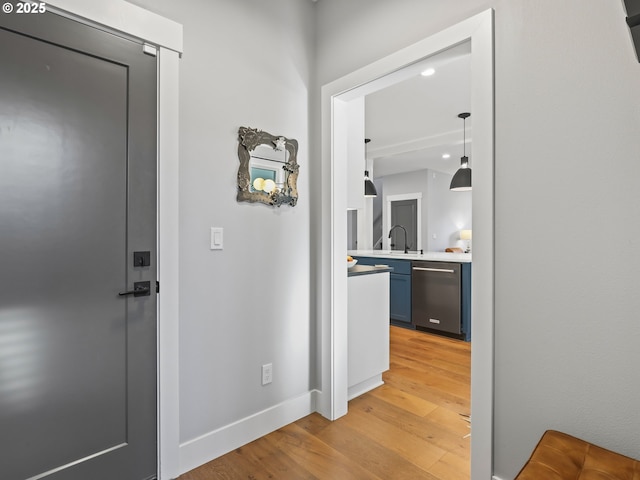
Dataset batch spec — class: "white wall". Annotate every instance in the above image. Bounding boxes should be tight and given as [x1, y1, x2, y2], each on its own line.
[128, 0, 315, 472]
[493, 1, 640, 476]
[316, 0, 640, 479]
[380, 169, 471, 252]
[427, 170, 472, 252]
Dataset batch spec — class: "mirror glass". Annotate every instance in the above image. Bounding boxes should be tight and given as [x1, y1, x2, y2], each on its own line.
[237, 127, 299, 207]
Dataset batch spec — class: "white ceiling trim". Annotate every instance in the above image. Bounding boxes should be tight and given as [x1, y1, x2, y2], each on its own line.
[368, 128, 471, 160]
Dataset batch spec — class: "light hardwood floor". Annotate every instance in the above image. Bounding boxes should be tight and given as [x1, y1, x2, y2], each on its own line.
[179, 326, 471, 480]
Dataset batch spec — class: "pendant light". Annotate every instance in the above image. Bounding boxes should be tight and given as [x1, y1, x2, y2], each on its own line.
[450, 112, 472, 191]
[364, 138, 378, 197]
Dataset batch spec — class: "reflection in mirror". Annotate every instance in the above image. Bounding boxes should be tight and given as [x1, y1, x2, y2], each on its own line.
[237, 127, 299, 207]
[249, 144, 290, 194]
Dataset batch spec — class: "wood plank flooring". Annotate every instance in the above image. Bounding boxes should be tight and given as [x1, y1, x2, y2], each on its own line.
[179, 326, 471, 480]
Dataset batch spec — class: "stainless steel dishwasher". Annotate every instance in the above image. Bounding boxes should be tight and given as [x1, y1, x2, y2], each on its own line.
[411, 261, 462, 337]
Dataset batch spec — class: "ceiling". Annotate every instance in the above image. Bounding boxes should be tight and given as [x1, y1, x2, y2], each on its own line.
[365, 42, 472, 178]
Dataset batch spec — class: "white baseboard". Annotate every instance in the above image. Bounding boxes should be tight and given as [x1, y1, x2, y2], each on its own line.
[347, 375, 383, 400]
[178, 390, 318, 476]
[493, 476, 506, 480]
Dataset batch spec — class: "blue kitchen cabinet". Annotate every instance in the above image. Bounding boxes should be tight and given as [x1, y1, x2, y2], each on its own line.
[389, 273, 411, 324]
[352, 256, 412, 327]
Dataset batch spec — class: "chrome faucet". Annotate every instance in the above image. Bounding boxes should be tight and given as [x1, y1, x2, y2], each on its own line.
[388, 224, 409, 253]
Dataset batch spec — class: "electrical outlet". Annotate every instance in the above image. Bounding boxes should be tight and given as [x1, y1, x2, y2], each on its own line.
[261, 363, 272, 385]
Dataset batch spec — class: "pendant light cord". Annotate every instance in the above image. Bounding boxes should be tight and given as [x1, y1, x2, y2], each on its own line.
[463, 116, 466, 158]
[458, 112, 470, 167]
[365, 138, 371, 172]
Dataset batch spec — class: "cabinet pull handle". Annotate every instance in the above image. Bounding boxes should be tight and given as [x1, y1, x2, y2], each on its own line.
[412, 267, 455, 273]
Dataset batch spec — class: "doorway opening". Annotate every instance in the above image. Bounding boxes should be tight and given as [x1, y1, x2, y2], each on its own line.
[320, 10, 494, 479]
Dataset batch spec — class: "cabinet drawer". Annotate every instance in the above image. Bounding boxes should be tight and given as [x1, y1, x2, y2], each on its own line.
[382, 258, 412, 275]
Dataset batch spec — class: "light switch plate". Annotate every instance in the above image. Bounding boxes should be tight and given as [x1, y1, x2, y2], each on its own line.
[210, 227, 223, 250]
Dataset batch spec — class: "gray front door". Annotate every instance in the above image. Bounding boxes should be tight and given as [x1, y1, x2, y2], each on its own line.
[0, 11, 157, 480]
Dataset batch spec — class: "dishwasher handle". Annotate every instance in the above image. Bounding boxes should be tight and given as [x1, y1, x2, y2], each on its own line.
[412, 266, 455, 274]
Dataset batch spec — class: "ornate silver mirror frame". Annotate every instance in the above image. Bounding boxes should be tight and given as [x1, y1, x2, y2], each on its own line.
[237, 127, 299, 207]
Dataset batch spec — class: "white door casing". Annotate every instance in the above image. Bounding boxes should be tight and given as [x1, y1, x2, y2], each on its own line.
[320, 9, 494, 479]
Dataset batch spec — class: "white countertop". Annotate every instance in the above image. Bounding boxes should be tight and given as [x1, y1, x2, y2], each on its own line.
[348, 250, 472, 263]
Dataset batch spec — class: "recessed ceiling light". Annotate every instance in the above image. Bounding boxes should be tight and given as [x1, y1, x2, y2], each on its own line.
[442, 153, 451, 159]
[420, 68, 435, 77]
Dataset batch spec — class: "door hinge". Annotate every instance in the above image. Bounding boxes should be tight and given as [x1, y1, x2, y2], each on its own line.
[143, 43, 157, 57]
[156, 281, 160, 294]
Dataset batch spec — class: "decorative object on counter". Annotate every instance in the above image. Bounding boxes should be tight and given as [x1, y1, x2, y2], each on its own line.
[347, 255, 358, 268]
[364, 138, 377, 197]
[237, 127, 299, 207]
[450, 112, 472, 191]
[460, 229, 472, 252]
